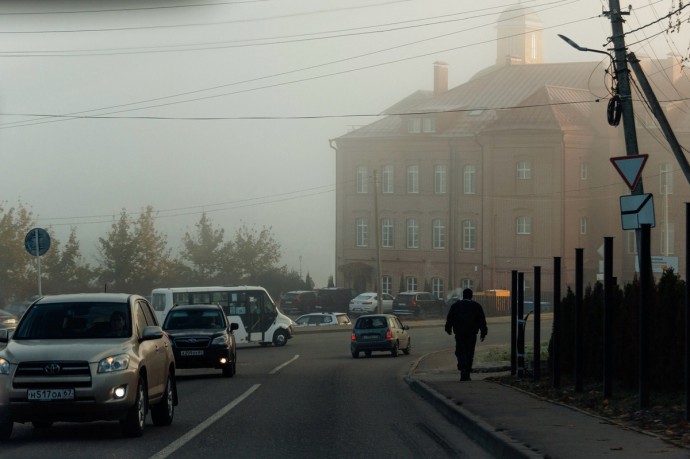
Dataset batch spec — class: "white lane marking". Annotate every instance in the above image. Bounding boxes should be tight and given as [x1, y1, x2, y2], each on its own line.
[150, 383, 261, 459]
[269, 354, 299, 374]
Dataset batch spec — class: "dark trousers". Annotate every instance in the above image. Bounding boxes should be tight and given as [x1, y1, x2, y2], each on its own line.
[454, 334, 477, 375]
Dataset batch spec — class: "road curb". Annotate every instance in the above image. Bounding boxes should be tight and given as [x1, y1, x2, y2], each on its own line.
[405, 353, 542, 459]
[404, 376, 542, 459]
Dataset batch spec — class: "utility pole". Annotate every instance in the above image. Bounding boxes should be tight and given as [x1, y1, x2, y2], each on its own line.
[606, 0, 653, 409]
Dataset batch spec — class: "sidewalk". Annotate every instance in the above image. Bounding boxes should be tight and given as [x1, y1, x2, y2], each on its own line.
[406, 349, 689, 458]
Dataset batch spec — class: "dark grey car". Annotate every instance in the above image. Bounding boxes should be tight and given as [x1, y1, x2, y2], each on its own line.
[350, 314, 411, 358]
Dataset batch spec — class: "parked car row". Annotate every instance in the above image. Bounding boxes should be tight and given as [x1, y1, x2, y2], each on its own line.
[280, 288, 447, 319]
[279, 288, 358, 314]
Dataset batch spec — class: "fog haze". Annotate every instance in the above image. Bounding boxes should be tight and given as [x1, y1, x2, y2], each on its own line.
[0, 0, 686, 287]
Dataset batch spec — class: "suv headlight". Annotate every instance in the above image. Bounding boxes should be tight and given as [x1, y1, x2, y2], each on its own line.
[0, 358, 9, 375]
[98, 354, 130, 373]
[212, 335, 228, 345]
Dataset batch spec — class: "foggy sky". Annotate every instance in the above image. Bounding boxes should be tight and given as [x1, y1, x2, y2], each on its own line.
[0, 0, 686, 288]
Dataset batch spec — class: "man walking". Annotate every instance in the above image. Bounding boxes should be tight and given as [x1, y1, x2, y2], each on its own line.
[445, 288, 488, 381]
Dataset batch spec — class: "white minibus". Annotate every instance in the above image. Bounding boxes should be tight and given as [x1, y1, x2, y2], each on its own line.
[151, 286, 294, 346]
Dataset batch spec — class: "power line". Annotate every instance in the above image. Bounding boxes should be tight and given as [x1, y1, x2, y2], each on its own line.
[0, 0, 271, 15]
[0, 1, 566, 55]
[0, 0, 411, 34]
[0, 3, 595, 130]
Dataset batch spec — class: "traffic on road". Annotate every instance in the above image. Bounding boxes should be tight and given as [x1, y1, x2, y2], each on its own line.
[0, 287, 530, 458]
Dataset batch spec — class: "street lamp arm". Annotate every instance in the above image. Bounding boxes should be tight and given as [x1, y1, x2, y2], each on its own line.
[558, 34, 613, 59]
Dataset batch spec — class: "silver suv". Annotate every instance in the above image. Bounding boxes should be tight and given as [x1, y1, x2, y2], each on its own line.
[0, 293, 178, 439]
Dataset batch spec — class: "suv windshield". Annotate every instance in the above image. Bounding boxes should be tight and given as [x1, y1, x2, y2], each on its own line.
[13, 303, 132, 339]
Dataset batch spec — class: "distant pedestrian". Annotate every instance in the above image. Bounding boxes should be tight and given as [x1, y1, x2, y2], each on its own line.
[445, 288, 487, 381]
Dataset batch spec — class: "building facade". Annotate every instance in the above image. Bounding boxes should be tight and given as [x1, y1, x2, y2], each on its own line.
[331, 8, 690, 301]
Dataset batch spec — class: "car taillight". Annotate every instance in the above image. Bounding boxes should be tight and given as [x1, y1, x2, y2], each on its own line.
[386, 328, 392, 339]
[351, 331, 356, 341]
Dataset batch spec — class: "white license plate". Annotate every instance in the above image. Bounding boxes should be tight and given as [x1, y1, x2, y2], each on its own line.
[363, 335, 379, 340]
[180, 350, 204, 356]
[28, 388, 74, 401]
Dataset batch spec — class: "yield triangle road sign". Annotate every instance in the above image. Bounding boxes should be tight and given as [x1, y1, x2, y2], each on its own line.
[610, 154, 648, 191]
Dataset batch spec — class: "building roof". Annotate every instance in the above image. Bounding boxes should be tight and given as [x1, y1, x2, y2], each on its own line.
[339, 61, 606, 139]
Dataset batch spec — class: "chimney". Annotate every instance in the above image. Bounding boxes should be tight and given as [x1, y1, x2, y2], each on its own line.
[433, 61, 448, 96]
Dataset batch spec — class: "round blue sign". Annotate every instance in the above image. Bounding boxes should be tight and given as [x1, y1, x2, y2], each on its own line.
[24, 228, 51, 256]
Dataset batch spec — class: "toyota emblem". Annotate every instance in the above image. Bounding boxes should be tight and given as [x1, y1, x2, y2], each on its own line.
[44, 363, 61, 375]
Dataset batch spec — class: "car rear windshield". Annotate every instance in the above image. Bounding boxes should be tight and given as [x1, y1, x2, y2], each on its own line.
[13, 302, 132, 339]
[164, 309, 225, 330]
[355, 316, 387, 329]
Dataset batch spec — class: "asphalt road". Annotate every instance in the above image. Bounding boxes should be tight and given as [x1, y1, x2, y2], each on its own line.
[0, 316, 551, 458]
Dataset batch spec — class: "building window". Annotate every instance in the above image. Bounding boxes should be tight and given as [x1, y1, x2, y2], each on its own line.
[661, 223, 675, 255]
[356, 218, 368, 247]
[660, 163, 673, 194]
[407, 165, 419, 193]
[406, 218, 419, 248]
[627, 231, 637, 254]
[580, 216, 587, 235]
[407, 118, 421, 133]
[432, 218, 446, 249]
[382, 275, 392, 294]
[406, 277, 417, 292]
[517, 160, 532, 179]
[356, 166, 368, 193]
[434, 165, 447, 194]
[382, 165, 394, 194]
[580, 162, 589, 180]
[432, 278, 444, 300]
[462, 220, 476, 250]
[381, 218, 393, 248]
[516, 216, 531, 235]
[464, 165, 476, 194]
[461, 278, 474, 290]
[423, 117, 436, 133]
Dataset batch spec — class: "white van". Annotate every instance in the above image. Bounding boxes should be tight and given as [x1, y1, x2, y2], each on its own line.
[151, 286, 295, 346]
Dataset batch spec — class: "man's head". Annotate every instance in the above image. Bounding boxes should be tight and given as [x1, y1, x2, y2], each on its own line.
[462, 288, 473, 299]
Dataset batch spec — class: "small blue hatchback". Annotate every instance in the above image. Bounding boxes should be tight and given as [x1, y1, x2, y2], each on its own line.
[350, 314, 411, 358]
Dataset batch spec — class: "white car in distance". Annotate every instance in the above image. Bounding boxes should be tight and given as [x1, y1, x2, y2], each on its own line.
[349, 292, 394, 315]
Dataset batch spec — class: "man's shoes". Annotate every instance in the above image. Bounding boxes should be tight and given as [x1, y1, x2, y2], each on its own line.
[460, 371, 471, 381]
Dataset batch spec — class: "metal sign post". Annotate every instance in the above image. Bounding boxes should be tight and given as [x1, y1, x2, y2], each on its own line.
[24, 228, 51, 297]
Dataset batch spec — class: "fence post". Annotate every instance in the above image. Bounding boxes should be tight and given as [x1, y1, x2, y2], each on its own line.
[533, 266, 541, 381]
[511, 270, 518, 376]
[575, 248, 584, 393]
[553, 257, 561, 388]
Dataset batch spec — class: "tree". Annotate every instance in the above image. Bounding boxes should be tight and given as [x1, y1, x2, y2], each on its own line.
[0, 202, 37, 302]
[42, 227, 95, 294]
[228, 224, 281, 284]
[304, 272, 315, 290]
[97, 209, 137, 292]
[132, 206, 174, 292]
[180, 213, 229, 284]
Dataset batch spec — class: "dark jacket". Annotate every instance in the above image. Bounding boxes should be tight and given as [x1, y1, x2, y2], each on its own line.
[445, 299, 488, 337]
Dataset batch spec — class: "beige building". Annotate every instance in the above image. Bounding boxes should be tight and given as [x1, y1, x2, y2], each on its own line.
[331, 8, 690, 301]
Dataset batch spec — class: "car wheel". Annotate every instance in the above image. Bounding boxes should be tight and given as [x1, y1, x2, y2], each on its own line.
[391, 342, 399, 357]
[151, 373, 175, 426]
[402, 338, 412, 355]
[273, 329, 288, 347]
[32, 420, 53, 429]
[351, 350, 359, 358]
[121, 376, 147, 437]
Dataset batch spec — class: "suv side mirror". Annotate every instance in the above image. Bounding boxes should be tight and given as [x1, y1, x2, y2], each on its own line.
[229, 323, 239, 332]
[142, 325, 164, 341]
[0, 329, 9, 343]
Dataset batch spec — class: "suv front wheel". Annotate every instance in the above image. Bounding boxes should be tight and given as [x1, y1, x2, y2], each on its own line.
[121, 376, 147, 437]
[151, 373, 175, 426]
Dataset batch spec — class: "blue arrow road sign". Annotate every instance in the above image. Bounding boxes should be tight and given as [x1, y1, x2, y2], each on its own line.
[24, 228, 51, 256]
